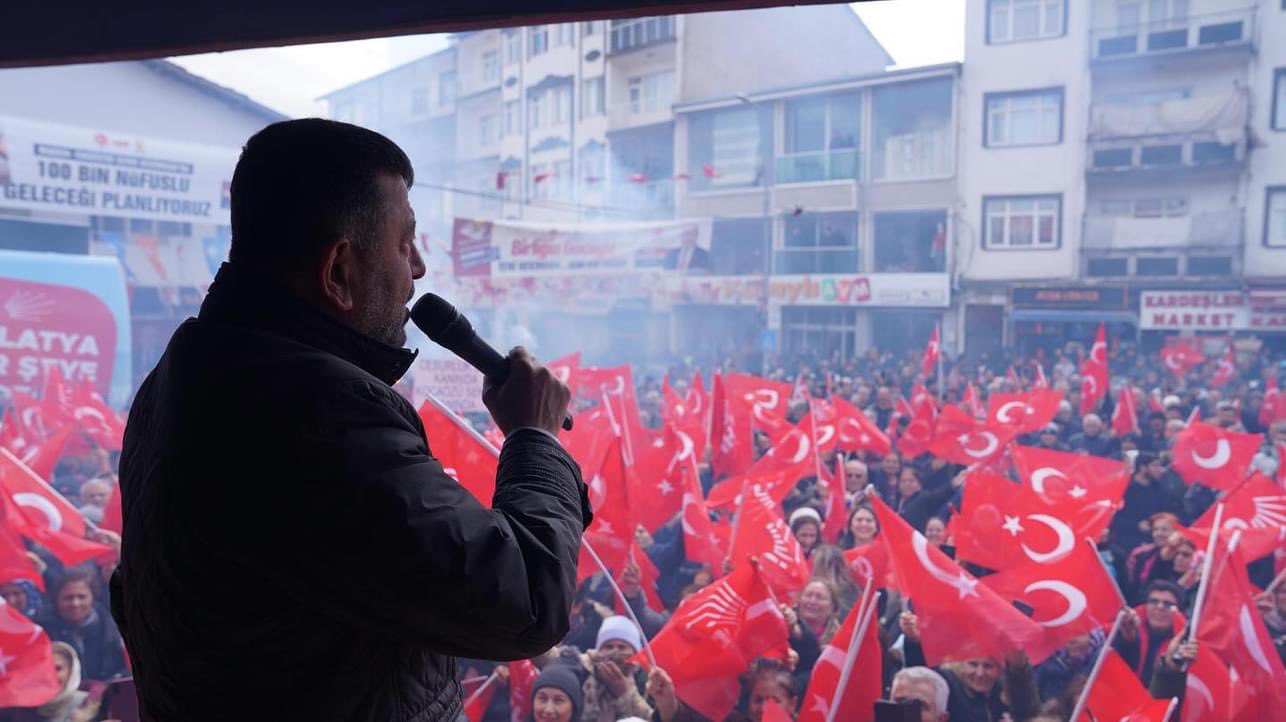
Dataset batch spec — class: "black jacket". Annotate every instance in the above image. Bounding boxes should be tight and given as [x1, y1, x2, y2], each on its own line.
[110, 263, 591, 722]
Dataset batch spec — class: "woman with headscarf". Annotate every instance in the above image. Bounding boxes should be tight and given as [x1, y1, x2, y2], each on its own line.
[787, 507, 822, 561]
[0, 642, 101, 722]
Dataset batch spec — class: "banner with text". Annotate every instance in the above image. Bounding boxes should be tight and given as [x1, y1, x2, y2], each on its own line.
[0, 115, 237, 225]
[452, 217, 712, 278]
[411, 357, 486, 414]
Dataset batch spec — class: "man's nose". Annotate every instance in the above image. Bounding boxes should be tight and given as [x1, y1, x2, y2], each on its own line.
[410, 243, 427, 279]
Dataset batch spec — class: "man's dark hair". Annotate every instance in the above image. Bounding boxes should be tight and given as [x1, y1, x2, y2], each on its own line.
[228, 118, 414, 273]
[1144, 579, 1183, 604]
[1135, 451, 1159, 469]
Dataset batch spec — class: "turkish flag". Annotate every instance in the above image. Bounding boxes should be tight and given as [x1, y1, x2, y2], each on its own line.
[982, 533, 1124, 648]
[706, 464, 805, 512]
[963, 383, 984, 419]
[0, 524, 41, 592]
[579, 438, 633, 583]
[1074, 650, 1174, 722]
[921, 327, 940, 379]
[636, 564, 789, 721]
[1112, 384, 1140, 437]
[710, 374, 749, 478]
[1183, 648, 1235, 722]
[797, 596, 881, 722]
[680, 450, 727, 573]
[1171, 422, 1261, 491]
[730, 484, 810, 598]
[686, 372, 709, 421]
[0, 447, 87, 540]
[927, 405, 1016, 467]
[844, 543, 892, 590]
[1187, 473, 1286, 561]
[559, 405, 614, 477]
[793, 412, 836, 459]
[507, 659, 539, 722]
[955, 472, 1116, 572]
[70, 377, 125, 451]
[417, 401, 500, 507]
[822, 456, 847, 545]
[15, 423, 75, 484]
[462, 673, 498, 722]
[8, 392, 51, 445]
[1011, 445, 1130, 506]
[1259, 373, 1286, 428]
[911, 383, 934, 410]
[1079, 325, 1109, 415]
[1195, 540, 1286, 722]
[0, 600, 60, 707]
[630, 426, 693, 532]
[0, 480, 111, 567]
[897, 398, 938, 459]
[0, 408, 28, 458]
[547, 352, 581, 400]
[581, 364, 647, 454]
[39, 366, 75, 428]
[987, 390, 1063, 434]
[826, 397, 891, 456]
[1161, 343, 1205, 379]
[663, 376, 708, 464]
[763, 699, 793, 722]
[616, 539, 665, 614]
[99, 481, 122, 536]
[870, 495, 1057, 664]
[1210, 346, 1238, 389]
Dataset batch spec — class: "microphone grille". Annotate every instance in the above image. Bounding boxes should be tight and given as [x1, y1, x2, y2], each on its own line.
[410, 293, 463, 343]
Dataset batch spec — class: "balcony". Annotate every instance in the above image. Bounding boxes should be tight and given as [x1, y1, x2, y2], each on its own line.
[1082, 209, 1243, 251]
[1090, 8, 1254, 63]
[774, 149, 860, 185]
[1087, 90, 1247, 176]
[609, 17, 676, 56]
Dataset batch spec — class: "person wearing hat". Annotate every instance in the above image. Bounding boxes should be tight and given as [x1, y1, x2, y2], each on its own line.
[578, 616, 651, 722]
[531, 665, 583, 722]
[788, 507, 822, 560]
[1035, 422, 1067, 452]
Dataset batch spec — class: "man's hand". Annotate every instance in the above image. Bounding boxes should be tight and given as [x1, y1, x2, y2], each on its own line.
[594, 658, 629, 697]
[483, 347, 571, 436]
[647, 668, 679, 722]
[899, 612, 920, 643]
[1119, 608, 1140, 643]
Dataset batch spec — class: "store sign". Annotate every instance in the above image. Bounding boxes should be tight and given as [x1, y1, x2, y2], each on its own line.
[1140, 290, 1250, 330]
[0, 276, 117, 398]
[766, 273, 950, 307]
[1012, 286, 1127, 309]
[452, 217, 713, 278]
[0, 115, 236, 225]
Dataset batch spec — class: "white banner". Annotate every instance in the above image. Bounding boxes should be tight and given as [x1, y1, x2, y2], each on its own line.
[452, 217, 713, 279]
[411, 357, 486, 414]
[1140, 290, 1249, 331]
[0, 115, 237, 225]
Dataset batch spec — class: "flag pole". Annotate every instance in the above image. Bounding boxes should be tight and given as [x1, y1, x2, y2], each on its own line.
[582, 538, 658, 670]
[1265, 564, 1286, 595]
[825, 577, 877, 722]
[1186, 503, 1224, 637]
[421, 391, 502, 457]
[936, 322, 944, 400]
[462, 669, 500, 712]
[1068, 609, 1127, 722]
[1161, 696, 1180, 722]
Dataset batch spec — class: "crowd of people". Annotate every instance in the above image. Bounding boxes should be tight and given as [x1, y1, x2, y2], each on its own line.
[2, 334, 1286, 722]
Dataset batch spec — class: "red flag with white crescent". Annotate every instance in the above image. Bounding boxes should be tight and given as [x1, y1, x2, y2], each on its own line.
[1171, 422, 1261, 491]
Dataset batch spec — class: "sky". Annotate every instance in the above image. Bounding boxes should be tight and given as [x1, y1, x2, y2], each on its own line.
[168, 0, 965, 119]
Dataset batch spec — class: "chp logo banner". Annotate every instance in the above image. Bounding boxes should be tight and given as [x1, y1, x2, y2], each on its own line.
[410, 357, 486, 414]
[0, 115, 237, 226]
[0, 277, 117, 401]
[451, 217, 712, 279]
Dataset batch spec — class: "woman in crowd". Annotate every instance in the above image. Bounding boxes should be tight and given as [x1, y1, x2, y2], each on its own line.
[807, 545, 861, 616]
[530, 665, 584, 722]
[1122, 512, 1180, 604]
[0, 642, 100, 722]
[577, 616, 652, 722]
[787, 508, 822, 561]
[0, 579, 42, 621]
[41, 567, 126, 683]
[840, 505, 880, 550]
[923, 516, 948, 549]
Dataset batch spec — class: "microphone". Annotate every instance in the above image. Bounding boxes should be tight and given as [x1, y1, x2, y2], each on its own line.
[410, 293, 573, 431]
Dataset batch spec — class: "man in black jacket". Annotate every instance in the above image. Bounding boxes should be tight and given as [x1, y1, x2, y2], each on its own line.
[110, 119, 592, 722]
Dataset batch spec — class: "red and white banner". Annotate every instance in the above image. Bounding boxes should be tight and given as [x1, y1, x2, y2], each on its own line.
[410, 357, 485, 414]
[0, 277, 118, 400]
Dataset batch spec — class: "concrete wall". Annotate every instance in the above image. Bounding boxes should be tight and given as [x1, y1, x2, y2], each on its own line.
[1245, 0, 1286, 279]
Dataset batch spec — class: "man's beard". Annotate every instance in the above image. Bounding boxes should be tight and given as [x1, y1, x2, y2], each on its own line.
[355, 269, 409, 347]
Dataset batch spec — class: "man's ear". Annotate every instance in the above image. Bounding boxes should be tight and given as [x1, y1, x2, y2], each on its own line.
[318, 237, 357, 313]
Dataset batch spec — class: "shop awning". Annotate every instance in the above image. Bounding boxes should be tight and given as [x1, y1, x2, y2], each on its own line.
[1012, 309, 1138, 325]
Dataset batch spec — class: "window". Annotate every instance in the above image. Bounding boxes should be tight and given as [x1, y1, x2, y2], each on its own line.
[1100, 198, 1188, 218]
[411, 88, 430, 114]
[482, 51, 500, 84]
[528, 26, 549, 57]
[528, 96, 542, 129]
[688, 106, 769, 191]
[783, 307, 860, 362]
[988, 0, 1064, 43]
[581, 77, 605, 117]
[505, 33, 521, 65]
[438, 71, 456, 107]
[779, 94, 861, 183]
[582, 21, 600, 36]
[1188, 255, 1232, 276]
[985, 88, 1062, 147]
[1265, 187, 1286, 247]
[610, 16, 676, 54]
[580, 143, 606, 184]
[1136, 256, 1180, 276]
[1273, 69, 1286, 130]
[529, 86, 571, 129]
[1140, 144, 1181, 165]
[1102, 87, 1190, 105]
[504, 100, 520, 136]
[555, 24, 575, 47]
[776, 213, 859, 274]
[872, 77, 953, 180]
[1087, 257, 1129, 277]
[983, 195, 1061, 249]
[478, 114, 497, 147]
[627, 70, 674, 114]
[554, 86, 571, 124]
[874, 210, 948, 272]
[710, 218, 770, 274]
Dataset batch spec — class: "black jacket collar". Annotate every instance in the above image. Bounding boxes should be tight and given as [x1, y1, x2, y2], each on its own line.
[199, 262, 417, 384]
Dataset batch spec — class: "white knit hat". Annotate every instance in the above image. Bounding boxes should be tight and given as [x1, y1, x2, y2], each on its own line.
[596, 615, 642, 653]
[788, 506, 822, 528]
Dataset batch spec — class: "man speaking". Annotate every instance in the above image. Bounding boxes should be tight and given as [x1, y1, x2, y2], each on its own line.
[110, 119, 592, 721]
